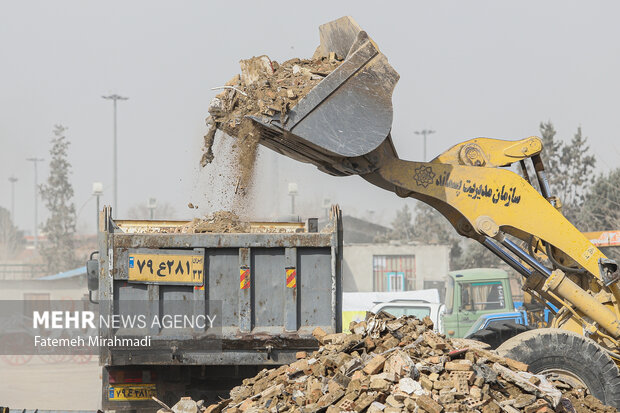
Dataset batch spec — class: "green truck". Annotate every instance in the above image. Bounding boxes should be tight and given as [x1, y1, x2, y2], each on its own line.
[441, 268, 515, 338]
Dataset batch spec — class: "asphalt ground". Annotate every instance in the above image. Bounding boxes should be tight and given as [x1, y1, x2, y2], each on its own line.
[0, 355, 100, 410]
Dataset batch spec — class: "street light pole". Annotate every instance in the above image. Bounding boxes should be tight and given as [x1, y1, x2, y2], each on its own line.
[288, 183, 298, 216]
[147, 198, 157, 220]
[414, 129, 435, 162]
[102, 94, 129, 216]
[92, 182, 103, 234]
[8, 175, 18, 221]
[26, 157, 44, 251]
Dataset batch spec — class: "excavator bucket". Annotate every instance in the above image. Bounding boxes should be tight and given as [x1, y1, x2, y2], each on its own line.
[247, 16, 400, 176]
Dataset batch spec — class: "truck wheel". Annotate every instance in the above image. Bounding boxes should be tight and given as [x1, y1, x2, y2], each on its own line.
[466, 321, 531, 349]
[496, 329, 620, 408]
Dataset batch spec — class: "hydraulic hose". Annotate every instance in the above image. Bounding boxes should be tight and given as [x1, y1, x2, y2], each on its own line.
[545, 242, 587, 275]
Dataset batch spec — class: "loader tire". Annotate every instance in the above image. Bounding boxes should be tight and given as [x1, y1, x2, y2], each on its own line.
[496, 328, 620, 408]
[466, 321, 532, 349]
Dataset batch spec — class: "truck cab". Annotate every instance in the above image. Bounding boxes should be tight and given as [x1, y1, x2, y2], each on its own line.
[441, 268, 514, 338]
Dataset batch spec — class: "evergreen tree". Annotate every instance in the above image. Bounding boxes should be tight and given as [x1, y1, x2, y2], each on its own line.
[538, 121, 563, 189]
[452, 239, 503, 270]
[412, 203, 462, 267]
[0, 206, 25, 261]
[579, 168, 620, 230]
[578, 168, 620, 260]
[537, 122, 596, 224]
[559, 127, 596, 222]
[390, 204, 414, 241]
[40, 125, 78, 273]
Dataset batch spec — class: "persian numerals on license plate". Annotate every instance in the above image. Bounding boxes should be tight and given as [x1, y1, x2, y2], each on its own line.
[128, 252, 204, 285]
[108, 383, 157, 401]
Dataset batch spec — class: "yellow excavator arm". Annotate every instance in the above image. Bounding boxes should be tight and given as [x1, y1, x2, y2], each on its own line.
[237, 16, 620, 346]
[363, 136, 620, 344]
[221, 16, 620, 405]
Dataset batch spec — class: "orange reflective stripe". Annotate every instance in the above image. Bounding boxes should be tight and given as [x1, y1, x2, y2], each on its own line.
[286, 268, 296, 288]
[240, 268, 250, 289]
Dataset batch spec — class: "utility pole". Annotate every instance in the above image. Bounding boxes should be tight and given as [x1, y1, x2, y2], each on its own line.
[8, 175, 18, 221]
[414, 129, 435, 162]
[26, 157, 44, 251]
[102, 94, 129, 216]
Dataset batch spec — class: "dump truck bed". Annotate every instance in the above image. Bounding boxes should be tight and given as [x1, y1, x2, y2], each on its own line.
[96, 207, 342, 367]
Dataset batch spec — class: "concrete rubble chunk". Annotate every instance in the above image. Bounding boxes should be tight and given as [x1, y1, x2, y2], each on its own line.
[368, 401, 386, 413]
[171, 397, 199, 413]
[423, 331, 447, 350]
[370, 377, 390, 391]
[416, 395, 443, 413]
[312, 326, 327, 341]
[384, 350, 415, 377]
[239, 56, 274, 86]
[397, 377, 419, 395]
[513, 393, 537, 408]
[445, 360, 472, 371]
[165, 312, 615, 412]
[362, 354, 386, 375]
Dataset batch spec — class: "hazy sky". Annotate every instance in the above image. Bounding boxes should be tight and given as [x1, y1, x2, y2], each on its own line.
[1, 1, 619, 235]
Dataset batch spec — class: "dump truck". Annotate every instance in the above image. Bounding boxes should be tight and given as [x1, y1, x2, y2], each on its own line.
[86, 206, 343, 411]
[216, 16, 620, 407]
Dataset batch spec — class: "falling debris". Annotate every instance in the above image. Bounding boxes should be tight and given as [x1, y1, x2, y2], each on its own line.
[200, 124, 217, 167]
[199, 50, 344, 213]
[164, 312, 617, 412]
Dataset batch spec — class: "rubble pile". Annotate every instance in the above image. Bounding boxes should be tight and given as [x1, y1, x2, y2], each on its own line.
[164, 313, 616, 413]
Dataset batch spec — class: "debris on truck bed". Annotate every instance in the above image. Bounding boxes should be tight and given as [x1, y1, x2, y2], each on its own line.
[180, 210, 250, 233]
[120, 211, 313, 234]
[165, 312, 617, 413]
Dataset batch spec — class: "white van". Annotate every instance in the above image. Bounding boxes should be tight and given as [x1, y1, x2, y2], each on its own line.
[342, 289, 444, 332]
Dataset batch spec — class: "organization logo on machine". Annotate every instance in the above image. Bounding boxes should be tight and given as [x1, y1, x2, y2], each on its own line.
[413, 165, 436, 188]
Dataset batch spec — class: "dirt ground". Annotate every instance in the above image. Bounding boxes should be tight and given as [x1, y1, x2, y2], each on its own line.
[0, 357, 100, 410]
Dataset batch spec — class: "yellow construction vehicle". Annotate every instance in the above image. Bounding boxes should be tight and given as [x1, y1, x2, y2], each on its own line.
[221, 16, 620, 406]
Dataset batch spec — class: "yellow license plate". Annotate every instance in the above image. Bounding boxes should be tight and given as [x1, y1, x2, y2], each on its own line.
[128, 253, 204, 285]
[108, 383, 156, 401]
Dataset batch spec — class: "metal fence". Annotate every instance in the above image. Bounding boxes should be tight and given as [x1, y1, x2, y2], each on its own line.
[0, 263, 47, 280]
